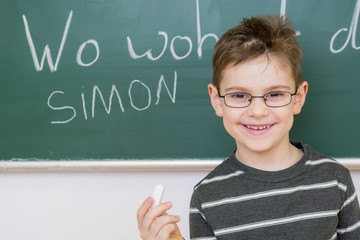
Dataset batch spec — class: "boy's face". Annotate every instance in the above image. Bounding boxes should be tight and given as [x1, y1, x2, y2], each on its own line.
[209, 55, 308, 155]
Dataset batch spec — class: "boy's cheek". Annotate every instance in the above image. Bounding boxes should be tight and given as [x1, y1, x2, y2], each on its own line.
[222, 110, 241, 125]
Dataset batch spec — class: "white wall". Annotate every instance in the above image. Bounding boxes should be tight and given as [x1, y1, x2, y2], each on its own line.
[0, 169, 359, 240]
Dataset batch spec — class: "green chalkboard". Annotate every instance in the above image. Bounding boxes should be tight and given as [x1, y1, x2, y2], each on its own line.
[0, 0, 359, 160]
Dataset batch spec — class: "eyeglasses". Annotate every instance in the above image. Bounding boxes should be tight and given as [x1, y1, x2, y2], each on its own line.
[218, 89, 298, 108]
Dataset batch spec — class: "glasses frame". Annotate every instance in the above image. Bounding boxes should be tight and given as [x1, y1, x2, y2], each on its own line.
[217, 88, 298, 108]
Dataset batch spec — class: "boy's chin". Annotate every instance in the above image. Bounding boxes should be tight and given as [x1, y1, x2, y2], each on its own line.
[236, 138, 287, 154]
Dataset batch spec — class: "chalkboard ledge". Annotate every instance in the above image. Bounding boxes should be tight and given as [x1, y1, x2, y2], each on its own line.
[0, 159, 360, 171]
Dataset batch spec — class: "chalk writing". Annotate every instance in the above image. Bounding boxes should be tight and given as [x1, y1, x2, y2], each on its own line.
[92, 85, 125, 118]
[127, 31, 168, 61]
[155, 71, 177, 105]
[127, 0, 218, 60]
[47, 91, 76, 124]
[22, 11, 73, 72]
[330, 0, 360, 53]
[196, 0, 219, 58]
[129, 80, 152, 111]
[47, 71, 177, 124]
[170, 36, 193, 60]
[280, 0, 301, 36]
[21, 0, 214, 124]
[77, 40, 100, 67]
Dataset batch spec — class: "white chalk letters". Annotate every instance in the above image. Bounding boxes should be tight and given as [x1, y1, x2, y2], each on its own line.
[330, 0, 360, 53]
[126, 0, 218, 60]
[46, 71, 177, 124]
[23, 11, 100, 71]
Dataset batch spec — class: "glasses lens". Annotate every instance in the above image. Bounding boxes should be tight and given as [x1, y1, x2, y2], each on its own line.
[264, 91, 291, 107]
[225, 92, 251, 107]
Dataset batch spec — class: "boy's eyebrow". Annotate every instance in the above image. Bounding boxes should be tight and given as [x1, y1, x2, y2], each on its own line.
[223, 86, 251, 93]
[223, 85, 292, 93]
[266, 85, 292, 91]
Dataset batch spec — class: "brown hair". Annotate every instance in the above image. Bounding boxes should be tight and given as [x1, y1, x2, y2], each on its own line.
[212, 15, 303, 89]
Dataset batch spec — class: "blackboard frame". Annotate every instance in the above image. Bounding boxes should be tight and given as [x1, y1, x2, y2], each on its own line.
[1, 159, 359, 171]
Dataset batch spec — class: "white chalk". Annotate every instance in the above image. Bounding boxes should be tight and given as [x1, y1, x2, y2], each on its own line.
[152, 184, 164, 207]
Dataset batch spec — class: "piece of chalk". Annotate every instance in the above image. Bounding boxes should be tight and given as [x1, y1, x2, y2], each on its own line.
[152, 184, 164, 207]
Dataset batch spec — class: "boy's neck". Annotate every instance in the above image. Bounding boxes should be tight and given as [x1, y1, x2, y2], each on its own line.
[235, 141, 303, 172]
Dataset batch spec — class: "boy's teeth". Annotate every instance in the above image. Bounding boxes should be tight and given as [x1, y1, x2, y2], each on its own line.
[245, 125, 271, 130]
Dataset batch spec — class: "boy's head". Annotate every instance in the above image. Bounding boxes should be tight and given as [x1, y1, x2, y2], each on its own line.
[208, 15, 308, 157]
[212, 15, 302, 90]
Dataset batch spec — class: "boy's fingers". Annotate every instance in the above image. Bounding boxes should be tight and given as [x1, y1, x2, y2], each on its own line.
[157, 223, 178, 239]
[137, 197, 154, 228]
[137, 198, 183, 240]
[158, 221, 184, 240]
[150, 215, 181, 237]
[142, 201, 173, 230]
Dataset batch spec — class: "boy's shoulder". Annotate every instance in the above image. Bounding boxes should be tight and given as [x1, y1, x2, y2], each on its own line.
[193, 152, 241, 190]
[304, 143, 351, 181]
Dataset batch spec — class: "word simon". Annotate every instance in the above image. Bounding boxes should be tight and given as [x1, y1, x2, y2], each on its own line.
[47, 72, 177, 124]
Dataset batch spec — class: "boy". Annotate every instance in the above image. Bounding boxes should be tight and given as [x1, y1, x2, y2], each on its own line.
[137, 15, 360, 239]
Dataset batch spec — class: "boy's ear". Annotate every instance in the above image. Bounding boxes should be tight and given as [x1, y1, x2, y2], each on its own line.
[208, 84, 223, 117]
[293, 81, 308, 115]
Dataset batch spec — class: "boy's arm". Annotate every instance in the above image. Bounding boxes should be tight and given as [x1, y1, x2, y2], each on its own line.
[189, 192, 216, 239]
[137, 197, 184, 240]
[337, 173, 360, 239]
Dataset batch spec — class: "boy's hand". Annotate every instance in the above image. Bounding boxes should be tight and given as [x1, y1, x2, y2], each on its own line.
[137, 197, 184, 240]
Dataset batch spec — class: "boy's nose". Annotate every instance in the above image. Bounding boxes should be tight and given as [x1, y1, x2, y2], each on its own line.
[247, 98, 269, 118]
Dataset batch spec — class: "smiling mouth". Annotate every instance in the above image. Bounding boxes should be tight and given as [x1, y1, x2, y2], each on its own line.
[244, 124, 273, 130]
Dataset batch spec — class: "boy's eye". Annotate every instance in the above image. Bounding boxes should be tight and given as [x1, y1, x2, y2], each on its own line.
[266, 91, 285, 98]
[229, 92, 249, 99]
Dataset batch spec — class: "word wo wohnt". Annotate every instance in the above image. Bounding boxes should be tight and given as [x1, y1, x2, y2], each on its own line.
[22, 0, 218, 124]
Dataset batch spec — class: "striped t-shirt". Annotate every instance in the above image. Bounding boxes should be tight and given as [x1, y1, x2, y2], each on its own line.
[189, 142, 360, 239]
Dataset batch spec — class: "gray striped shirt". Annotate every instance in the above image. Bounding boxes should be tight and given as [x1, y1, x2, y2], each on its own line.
[189, 143, 360, 239]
